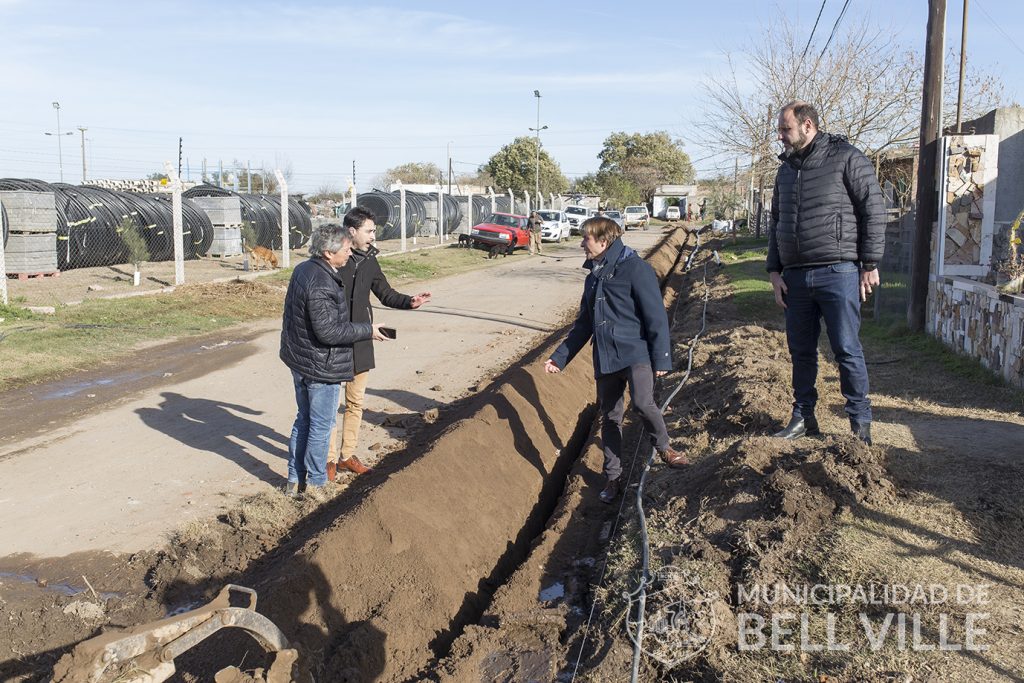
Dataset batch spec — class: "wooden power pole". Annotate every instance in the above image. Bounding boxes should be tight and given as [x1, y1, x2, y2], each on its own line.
[908, 0, 947, 332]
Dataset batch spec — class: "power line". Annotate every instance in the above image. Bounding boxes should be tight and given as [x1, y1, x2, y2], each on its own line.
[800, 0, 829, 63]
[974, 0, 1024, 58]
[817, 0, 853, 61]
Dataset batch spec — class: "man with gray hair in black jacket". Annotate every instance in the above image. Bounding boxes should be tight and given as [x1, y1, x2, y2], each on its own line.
[767, 100, 884, 446]
[279, 223, 388, 497]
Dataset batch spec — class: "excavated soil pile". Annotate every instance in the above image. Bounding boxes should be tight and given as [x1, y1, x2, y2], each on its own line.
[34, 228, 691, 682]
[559, 249, 901, 681]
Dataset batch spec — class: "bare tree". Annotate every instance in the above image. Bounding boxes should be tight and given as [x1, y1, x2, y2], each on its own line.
[697, 15, 1006, 172]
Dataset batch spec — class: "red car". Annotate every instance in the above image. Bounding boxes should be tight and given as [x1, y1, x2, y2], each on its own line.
[468, 212, 530, 255]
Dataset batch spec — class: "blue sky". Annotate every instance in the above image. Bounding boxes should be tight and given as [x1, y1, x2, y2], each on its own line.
[1, 0, 1021, 193]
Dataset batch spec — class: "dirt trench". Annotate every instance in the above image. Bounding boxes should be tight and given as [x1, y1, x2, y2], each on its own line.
[39, 228, 692, 682]
[177, 228, 689, 682]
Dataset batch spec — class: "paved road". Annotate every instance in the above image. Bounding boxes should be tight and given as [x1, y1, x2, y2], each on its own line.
[0, 231, 666, 557]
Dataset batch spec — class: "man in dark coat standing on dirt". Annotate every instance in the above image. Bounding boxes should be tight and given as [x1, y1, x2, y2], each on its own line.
[280, 223, 387, 496]
[327, 207, 432, 479]
[767, 100, 884, 445]
[528, 211, 543, 255]
[544, 216, 688, 504]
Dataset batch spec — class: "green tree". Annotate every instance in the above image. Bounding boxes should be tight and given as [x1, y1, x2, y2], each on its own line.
[571, 173, 602, 195]
[701, 176, 745, 220]
[378, 162, 444, 188]
[598, 131, 694, 204]
[482, 137, 569, 197]
[596, 171, 643, 208]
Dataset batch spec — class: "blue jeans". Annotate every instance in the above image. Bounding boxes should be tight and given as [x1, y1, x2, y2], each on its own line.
[783, 263, 871, 424]
[288, 370, 342, 487]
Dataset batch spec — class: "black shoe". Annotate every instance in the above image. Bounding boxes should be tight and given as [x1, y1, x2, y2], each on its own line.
[773, 415, 820, 439]
[851, 420, 872, 446]
[598, 478, 620, 504]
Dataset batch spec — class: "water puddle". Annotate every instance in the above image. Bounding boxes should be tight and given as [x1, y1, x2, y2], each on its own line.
[0, 571, 122, 599]
[539, 581, 565, 602]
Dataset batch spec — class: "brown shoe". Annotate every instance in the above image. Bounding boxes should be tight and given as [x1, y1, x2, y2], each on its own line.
[659, 447, 689, 468]
[338, 456, 373, 475]
[326, 461, 337, 482]
[598, 478, 619, 504]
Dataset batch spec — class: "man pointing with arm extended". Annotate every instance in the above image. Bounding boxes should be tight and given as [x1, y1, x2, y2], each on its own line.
[327, 207, 432, 479]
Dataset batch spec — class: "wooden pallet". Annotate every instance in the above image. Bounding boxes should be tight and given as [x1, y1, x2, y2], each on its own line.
[6, 271, 60, 280]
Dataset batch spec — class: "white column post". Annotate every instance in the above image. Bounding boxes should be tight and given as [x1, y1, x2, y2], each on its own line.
[524, 190, 531, 216]
[275, 170, 290, 268]
[398, 182, 407, 253]
[507, 188, 514, 214]
[163, 161, 185, 285]
[348, 177, 356, 210]
[489, 187, 496, 213]
[466, 190, 473, 233]
[437, 184, 444, 243]
[550, 192, 556, 209]
[0, 194, 7, 305]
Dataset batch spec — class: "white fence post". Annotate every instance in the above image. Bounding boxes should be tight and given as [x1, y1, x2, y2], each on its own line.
[348, 178, 356, 212]
[489, 187, 496, 213]
[524, 190, 531, 216]
[466, 190, 473, 233]
[0, 194, 7, 306]
[275, 170, 290, 269]
[507, 188, 514, 214]
[550, 192, 556, 209]
[163, 161, 185, 285]
[437, 184, 444, 244]
[398, 182, 407, 253]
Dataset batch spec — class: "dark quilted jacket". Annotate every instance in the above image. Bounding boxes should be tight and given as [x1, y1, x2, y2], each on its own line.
[549, 238, 672, 377]
[279, 257, 374, 383]
[339, 246, 413, 374]
[767, 132, 884, 272]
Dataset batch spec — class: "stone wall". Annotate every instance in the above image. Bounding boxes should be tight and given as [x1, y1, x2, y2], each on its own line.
[927, 276, 1024, 388]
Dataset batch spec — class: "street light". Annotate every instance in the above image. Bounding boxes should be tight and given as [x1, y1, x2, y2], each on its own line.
[529, 90, 548, 208]
[45, 101, 72, 182]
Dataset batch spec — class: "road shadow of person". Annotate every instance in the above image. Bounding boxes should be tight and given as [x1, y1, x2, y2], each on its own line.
[136, 391, 288, 484]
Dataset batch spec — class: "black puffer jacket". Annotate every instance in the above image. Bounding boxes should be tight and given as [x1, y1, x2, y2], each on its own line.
[339, 246, 413, 374]
[280, 257, 374, 383]
[767, 132, 884, 272]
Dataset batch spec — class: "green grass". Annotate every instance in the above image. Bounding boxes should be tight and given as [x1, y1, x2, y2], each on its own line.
[716, 236, 776, 322]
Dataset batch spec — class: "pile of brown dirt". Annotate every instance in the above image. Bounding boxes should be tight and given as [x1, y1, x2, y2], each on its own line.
[568, 244, 1024, 682]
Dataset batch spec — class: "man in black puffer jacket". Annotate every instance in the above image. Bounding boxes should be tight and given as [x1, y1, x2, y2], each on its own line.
[766, 100, 884, 446]
[280, 223, 386, 496]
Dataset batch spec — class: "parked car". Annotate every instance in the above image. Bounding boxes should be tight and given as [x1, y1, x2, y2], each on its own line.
[603, 209, 625, 231]
[565, 205, 590, 234]
[624, 205, 649, 230]
[665, 206, 681, 221]
[538, 210, 569, 242]
[469, 212, 531, 254]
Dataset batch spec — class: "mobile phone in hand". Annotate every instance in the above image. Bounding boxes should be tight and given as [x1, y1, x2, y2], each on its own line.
[380, 326, 397, 339]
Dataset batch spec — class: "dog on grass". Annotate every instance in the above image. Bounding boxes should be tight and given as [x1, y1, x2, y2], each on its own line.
[487, 244, 509, 259]
[247, 246, 279, 270]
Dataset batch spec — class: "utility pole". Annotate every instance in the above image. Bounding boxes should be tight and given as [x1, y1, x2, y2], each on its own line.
[178, 137, 183, 179]
[909, 0, 947, 332]
[78, 127, 88, 183]
[352, 160, 356, 190]
[956, 0, 969, 132]
[755, 104, 772, 238]
[530, 90, 548, 208]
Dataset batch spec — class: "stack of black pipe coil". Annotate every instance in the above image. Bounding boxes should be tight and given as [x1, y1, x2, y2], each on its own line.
[356, 190, 467, 239]
[0, 178, 215, 269]
[183, 184, 312, 250]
